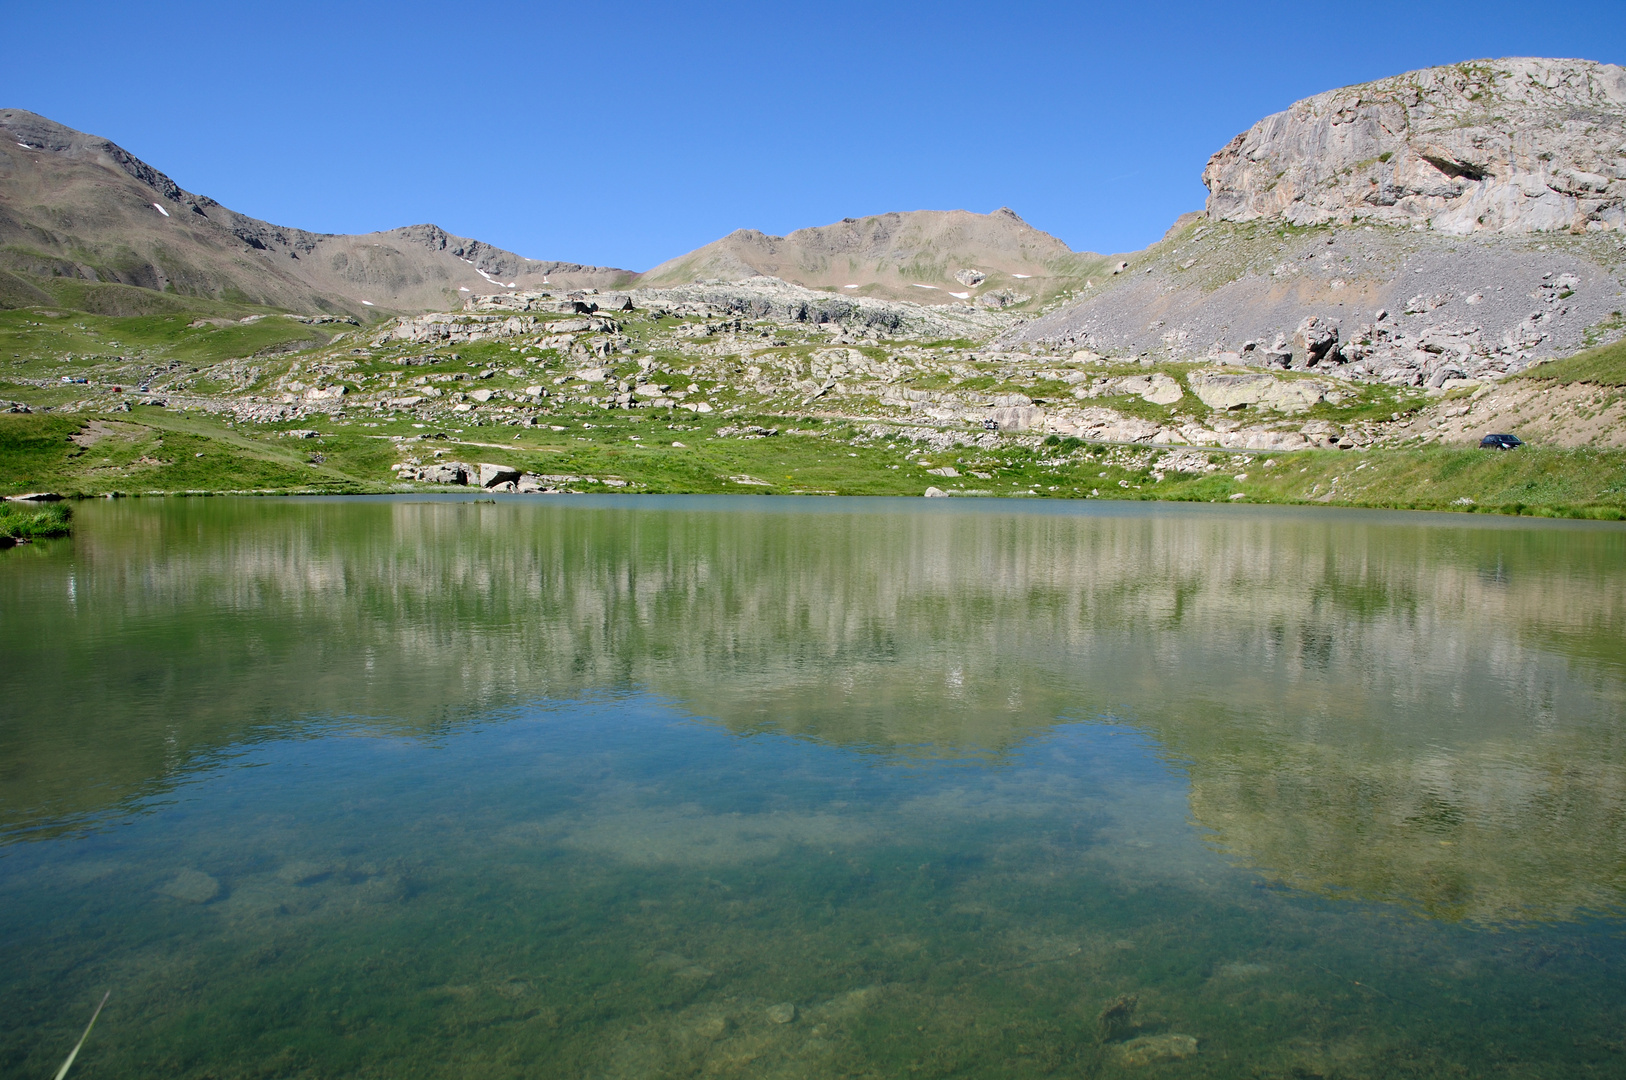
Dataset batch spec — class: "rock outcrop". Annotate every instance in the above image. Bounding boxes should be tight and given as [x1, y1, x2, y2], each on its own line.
[1203, 58, 1626, 235]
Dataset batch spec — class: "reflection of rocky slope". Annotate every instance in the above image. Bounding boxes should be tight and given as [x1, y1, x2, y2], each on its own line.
[1007, 59, 1626, 389]
[5, 499, 1624, 921]
[0, 110, 631, 316]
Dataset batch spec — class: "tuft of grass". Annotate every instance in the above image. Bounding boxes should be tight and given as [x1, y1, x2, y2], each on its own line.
[0, 500, 71, 539]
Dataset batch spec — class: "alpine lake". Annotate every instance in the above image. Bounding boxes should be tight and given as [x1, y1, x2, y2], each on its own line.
[2, 494, 1624, 1080]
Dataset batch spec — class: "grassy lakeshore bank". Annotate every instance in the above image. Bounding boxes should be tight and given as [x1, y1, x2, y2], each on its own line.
[0, 499, 70, 540]
[2, 407, 1622, 520]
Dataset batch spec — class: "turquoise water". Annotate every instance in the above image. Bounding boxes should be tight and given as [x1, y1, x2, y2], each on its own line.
[2, 495, 1624, 1077]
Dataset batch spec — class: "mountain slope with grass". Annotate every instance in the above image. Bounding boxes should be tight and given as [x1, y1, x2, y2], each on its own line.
[0, 109, 632, 318]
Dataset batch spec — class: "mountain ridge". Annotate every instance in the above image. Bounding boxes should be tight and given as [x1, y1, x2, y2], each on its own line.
[639, 207, 1112, 306]
[0, 109, 633, 316]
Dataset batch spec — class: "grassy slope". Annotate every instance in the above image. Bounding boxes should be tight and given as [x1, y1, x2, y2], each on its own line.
[1518, 336, 1626, 387]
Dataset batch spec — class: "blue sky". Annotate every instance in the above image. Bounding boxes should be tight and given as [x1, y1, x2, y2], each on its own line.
[4, 1, 1622, 270]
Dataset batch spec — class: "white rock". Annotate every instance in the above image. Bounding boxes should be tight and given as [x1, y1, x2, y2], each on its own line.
[1188, 371, 1325, 413]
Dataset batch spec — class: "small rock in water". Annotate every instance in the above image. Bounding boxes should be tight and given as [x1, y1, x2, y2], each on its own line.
[1116, 1033, 1198, 1065]
[160, 868, 220, 903]
[766, 1002, 796, 1024]
[1097, 993, 1139, 1042]
[276, 860, 334, 885]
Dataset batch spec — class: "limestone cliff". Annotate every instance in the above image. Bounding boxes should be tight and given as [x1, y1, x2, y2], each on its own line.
[1203, 58, 1626, 235]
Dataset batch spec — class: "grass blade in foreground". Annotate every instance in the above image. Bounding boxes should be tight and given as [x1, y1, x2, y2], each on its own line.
[52, 991, 109, 1080]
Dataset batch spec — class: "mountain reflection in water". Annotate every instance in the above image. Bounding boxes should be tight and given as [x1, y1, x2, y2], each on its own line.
[2, 495, 1623, 923]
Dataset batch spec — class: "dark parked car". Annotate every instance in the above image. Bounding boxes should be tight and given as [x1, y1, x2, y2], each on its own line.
[1479, 433, 1523, 450]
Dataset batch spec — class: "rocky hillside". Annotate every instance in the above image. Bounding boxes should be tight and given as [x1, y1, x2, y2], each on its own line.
[0, 110, 631, 316]
[1204, 58, 1626, 235]
[638, 208, 1110, 308]
[1007, 59, 1626, 392]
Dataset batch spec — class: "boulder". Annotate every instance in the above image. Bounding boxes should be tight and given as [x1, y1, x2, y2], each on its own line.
[420, 461, 471, 484]
[953, 269, 986, 287]
[1293, 316, 1340, 365]
[478, 463, 521, 488]
[923, 487, 949, 497]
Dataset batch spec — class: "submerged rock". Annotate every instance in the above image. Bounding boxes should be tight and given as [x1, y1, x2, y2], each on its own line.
[1097, 993, 1139, 1042]
[766, 1002, 796, 1024]
[159, 868, 220, 903]
[1116, 1033, 1199, 1066]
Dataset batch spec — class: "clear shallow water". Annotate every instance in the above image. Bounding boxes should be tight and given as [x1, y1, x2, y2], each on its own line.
[2, 495, 1624, 1078]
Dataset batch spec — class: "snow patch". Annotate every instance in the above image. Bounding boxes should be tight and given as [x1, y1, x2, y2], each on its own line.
[362, 300, 374, 306]
[473, 265, 518, 289]
[911, 283, 939, 290]
[152, 203, 170, 217]
[17, 142, 32, 149]
[459, 286, 470, 292]
[843, 284, 859, 288]
[948, 291, 970, 299]
[1012, 273, 1031, 279]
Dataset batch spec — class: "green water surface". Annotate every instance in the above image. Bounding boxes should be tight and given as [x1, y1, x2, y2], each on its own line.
[2, 495, 1624, 1078]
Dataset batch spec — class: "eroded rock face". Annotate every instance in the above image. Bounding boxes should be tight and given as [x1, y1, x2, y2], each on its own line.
[1204, 58, 1626, 234]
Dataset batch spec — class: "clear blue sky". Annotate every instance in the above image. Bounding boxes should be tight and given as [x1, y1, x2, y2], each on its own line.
[4, 1, 1622, 270]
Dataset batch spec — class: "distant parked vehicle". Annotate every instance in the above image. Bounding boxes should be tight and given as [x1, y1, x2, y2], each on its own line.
[1479, 433, 1523, 450]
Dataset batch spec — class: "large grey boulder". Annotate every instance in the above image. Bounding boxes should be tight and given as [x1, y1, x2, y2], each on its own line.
[1293, 316, 1340, 365]
[1203, 58, 1626, 234]
[478, 463, 521, 488]
[420, 461, 471, 484]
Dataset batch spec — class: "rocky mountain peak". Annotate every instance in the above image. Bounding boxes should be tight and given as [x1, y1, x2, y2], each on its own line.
[1203, 57, 1626, 234]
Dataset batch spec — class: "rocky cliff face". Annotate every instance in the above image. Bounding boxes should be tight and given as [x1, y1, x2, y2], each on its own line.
[1203, 58, 1626, 235]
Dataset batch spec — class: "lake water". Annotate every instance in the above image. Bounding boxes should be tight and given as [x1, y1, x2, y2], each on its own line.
[2, 495, 1624, 1078]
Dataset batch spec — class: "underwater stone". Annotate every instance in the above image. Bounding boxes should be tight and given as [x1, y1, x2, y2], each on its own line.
[1097, 993, 1139, 1043]
[1116, 1033, 1198, 1066]
[766, 1002, 796, 1024]
[160, 868, 220, 904]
